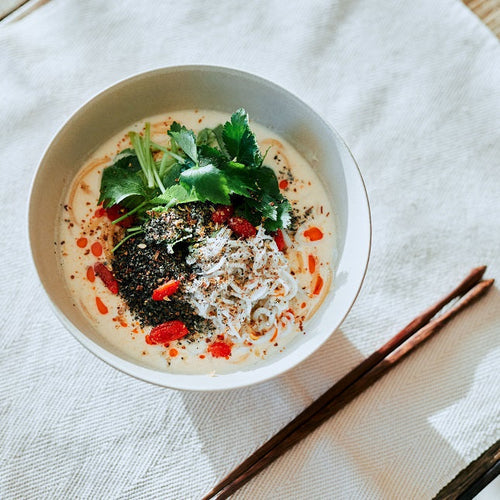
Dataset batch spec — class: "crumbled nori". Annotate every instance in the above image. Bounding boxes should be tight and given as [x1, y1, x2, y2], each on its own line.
[112, 203, 215, 333]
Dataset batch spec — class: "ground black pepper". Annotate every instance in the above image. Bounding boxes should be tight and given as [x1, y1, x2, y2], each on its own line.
[143, 203, 215, 247]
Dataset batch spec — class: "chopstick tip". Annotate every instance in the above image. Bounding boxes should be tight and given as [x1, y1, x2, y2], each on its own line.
[473, 265, 487, 278]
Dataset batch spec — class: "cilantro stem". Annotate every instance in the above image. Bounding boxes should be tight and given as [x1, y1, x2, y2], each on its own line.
[144, 123, 166, 193]
[151, 142, 185, 163]
[143, 124, 154, 188]
[152, 167, 166, 193]
[128, 124, 168, 193]
[111, 201, 148, 225]
[260, 145, 271, 166]
[170, 136, 179, 155]
[112, 228, 144, 253]
[129, 131, 154, 188]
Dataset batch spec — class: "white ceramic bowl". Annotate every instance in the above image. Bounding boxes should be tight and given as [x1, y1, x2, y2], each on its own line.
[28, 65, 371, 391]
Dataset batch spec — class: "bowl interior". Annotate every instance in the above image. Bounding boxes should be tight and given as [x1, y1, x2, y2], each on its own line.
[29, 66, 371, 390]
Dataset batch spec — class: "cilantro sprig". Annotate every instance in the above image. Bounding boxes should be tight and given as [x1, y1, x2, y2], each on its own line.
[99, 109, 291, 233]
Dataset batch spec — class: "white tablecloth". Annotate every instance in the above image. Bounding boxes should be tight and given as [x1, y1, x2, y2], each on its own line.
[1, 0, 499, 498]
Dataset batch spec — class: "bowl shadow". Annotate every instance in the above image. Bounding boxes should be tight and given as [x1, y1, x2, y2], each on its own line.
[176, 286, 500, 498]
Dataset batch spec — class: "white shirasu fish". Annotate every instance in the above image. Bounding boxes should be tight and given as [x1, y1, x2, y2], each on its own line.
[185, 226, 298, 340]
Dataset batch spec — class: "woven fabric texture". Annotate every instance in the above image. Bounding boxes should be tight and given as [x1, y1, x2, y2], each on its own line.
[1, 0, 499, 498]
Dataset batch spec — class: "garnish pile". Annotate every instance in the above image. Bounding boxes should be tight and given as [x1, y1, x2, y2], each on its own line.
[99, 108, 291, 250]
[96, 109, 296, 353]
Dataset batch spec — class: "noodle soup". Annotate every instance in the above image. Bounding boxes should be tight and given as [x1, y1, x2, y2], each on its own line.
[59, 110, 336, 375]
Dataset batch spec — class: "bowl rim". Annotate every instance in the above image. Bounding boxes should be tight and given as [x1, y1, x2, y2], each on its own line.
[28, 64, 372, 391]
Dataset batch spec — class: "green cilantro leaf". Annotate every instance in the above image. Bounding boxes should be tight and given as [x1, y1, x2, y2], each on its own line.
[198, 147, 259, 197]
[232, 166, 291, 230]
[219, 161, 258, 197]
[198, 144, 228, 169]
[255, 166, 280, 196]
[113, 149, 138, 167]
[264, 199, 292, 231]
[254, 193, 278, 220]
[179, 164, 231, 205]
[160, 162, 184, 188]
[196, 128, 218, 147]
[212, 124, 229, 157]
[98, 153, 149, 208]
[168, 122, 198, 163]
[150, 184, 198, 209]
[234, 198, 262, 226]
[113, 148, 137, 164]
[222, 108, 262, 166]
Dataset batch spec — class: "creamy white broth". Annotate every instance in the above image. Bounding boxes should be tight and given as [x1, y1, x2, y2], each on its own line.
[59, 110, 336, 375]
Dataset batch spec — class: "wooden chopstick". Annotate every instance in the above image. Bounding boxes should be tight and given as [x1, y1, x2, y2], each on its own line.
[203, 266, 492, 499]
[214, 278, 494, 499]
[434, 438, 500, 499]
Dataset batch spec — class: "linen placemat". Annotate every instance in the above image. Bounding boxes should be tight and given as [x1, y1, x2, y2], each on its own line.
[1, 0, 499, 498]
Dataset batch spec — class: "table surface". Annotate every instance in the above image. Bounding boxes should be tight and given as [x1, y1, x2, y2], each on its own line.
[1, 1, 499, 498]
[464, 0, 500, 36]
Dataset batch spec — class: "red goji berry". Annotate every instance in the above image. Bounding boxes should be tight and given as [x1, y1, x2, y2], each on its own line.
[273, 229, 286, 251]
[149, 321, 189, 344]
[94, 262, 119, 294]
[94, 206, 106, 218]
[228, 216, 256, 238]
[152, 280, 180, 301]
[105, 204, 135, 228]
[211, 205, 234, 224]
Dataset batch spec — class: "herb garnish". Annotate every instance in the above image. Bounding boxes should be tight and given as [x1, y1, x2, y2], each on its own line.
[99, 109, 291, 243]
